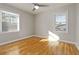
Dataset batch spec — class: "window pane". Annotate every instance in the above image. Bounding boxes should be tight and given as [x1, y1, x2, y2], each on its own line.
[2, 13, 10, 32]
[56, 15, 66, 24]
[9, 15, 18, 32]
[55, 15, 67, 32]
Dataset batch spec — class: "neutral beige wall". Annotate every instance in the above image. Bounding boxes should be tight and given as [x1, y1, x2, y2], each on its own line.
[35, 4, 77, 42]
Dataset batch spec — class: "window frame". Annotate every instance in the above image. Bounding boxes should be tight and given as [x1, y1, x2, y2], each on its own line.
[54, 11, 68, 33]
[0, 10, 20, 34]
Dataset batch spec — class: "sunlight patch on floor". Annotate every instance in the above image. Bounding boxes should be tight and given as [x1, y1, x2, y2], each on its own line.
[48, 31, 60, 42]
[40, 39, 48, 42]
[48, 31, 60, 46]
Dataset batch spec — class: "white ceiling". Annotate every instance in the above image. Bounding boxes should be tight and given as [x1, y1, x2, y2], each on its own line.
[7, 3, 71, 14]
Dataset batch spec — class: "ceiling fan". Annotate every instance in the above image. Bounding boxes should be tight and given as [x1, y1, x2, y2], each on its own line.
[32, 3, 48, 11]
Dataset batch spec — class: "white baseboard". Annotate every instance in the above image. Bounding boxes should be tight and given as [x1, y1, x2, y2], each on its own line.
[59, 40, 76, 44]
[33, 35, 48, 38]
[0, 35, 34, 45]
[0, 35, 79, 50]
[34, 35, 76, 44]
[0, 35, 76, 45]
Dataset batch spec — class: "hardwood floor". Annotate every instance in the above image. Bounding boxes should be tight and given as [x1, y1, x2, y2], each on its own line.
[0, 36, 79, 55]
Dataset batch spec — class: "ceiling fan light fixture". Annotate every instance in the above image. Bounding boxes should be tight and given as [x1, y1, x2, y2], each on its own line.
[34, 5, 39, 9]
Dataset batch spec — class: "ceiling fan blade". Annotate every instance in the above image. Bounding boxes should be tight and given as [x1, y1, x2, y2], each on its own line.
[32, 3, 39, 6]
[32, 3, 48, 7]
[39, 5, 48, 7]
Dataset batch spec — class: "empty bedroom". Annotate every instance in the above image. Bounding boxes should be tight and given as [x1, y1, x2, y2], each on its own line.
[0, 3, 79, 55]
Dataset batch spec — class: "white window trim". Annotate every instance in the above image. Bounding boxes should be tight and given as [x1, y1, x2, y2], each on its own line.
[0, 10, 20, 34]
[54, 10, 68, 33]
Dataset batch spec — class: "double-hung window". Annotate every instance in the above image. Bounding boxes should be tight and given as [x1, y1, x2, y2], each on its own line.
[0, 10, 19, 33]
[55, 11, 68, 32]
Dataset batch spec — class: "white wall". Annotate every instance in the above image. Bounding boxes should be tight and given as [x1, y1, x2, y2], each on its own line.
[0, 3, 78, 45]
[0, 4, 34, 43]
[76, 4, 79, 46]
[35, 4, 77, 42]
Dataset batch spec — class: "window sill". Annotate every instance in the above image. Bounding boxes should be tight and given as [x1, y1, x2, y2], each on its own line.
[0, 30, 19, 35]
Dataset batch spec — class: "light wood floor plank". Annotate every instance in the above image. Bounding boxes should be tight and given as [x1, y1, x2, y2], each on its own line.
[0, 36, 79, 55]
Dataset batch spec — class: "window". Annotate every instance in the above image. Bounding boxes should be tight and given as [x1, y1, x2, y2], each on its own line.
[55, 12, 68, 32]
[0, 10, 19, 33]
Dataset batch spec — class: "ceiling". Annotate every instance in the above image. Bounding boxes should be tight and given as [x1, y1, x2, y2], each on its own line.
[7, 3, 71, 14]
